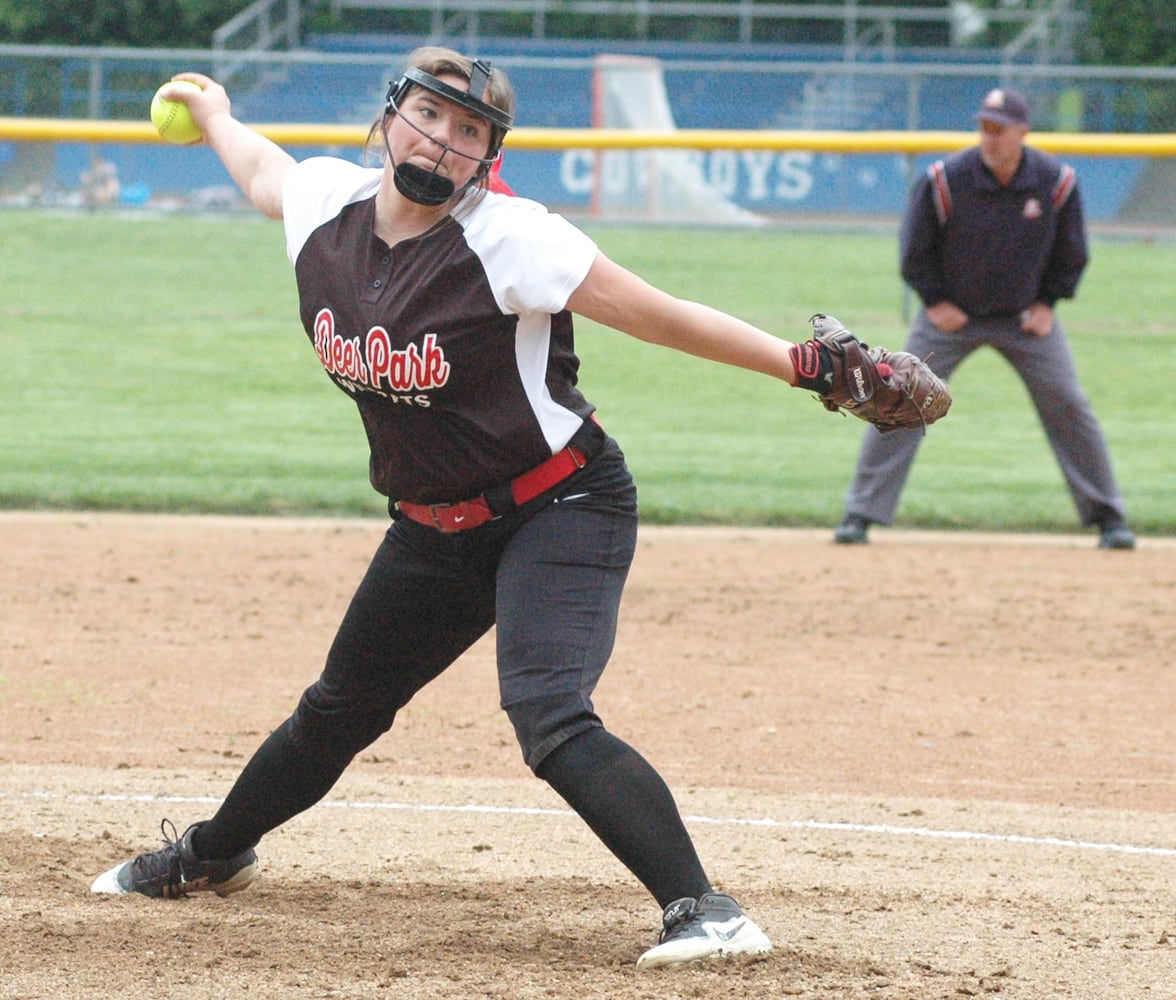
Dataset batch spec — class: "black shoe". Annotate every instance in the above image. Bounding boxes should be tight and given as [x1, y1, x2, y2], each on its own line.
[90, 819, 258, 898]
[636, 893, 772, 969]
[833, 514, 870, 544]
[1097, 521, 1136, 550]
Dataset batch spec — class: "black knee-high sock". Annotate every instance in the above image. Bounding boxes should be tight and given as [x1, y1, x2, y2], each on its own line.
[190, 720, 351, 860]
[535, 727, 711, 909]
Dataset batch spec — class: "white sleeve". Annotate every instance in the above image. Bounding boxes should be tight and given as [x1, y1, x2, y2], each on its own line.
[282, 157, 382, 265]
[460, 195, 598, 316]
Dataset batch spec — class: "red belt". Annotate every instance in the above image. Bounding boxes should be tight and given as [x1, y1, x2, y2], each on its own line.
[395, 444, 588, 533]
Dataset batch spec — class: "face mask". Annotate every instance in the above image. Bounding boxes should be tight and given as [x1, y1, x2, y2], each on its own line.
[383, 63, 512, 206]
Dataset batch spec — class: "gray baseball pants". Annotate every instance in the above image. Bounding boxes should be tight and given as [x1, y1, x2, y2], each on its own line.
[842, 309, 1128, 528]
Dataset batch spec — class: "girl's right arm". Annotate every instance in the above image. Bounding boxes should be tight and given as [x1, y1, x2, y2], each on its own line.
[160, 73, 296, 220]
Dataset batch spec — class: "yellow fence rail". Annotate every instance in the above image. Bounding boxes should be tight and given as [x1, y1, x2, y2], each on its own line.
[3, 117, 1176, 156]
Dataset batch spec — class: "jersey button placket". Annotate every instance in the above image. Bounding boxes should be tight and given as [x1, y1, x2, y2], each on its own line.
[362, 253, 393, 304]
[374, 254, 391, 287]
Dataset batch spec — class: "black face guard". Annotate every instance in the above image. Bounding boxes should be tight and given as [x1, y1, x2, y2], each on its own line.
[383, 61, 513, 206]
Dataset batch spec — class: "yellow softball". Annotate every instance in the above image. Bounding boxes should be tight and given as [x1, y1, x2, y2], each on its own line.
[150, 81, 204, 145]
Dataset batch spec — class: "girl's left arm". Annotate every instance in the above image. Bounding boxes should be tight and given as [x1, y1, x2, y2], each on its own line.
[565, 251, 800, 386]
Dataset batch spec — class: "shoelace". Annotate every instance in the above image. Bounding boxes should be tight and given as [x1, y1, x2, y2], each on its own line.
[158, 817, 181, 846]
[127, 817, 186, 896]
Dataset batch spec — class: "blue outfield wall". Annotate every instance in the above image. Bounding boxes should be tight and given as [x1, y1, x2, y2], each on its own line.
[45, 35, 1147, 220]
[490, 149, 1142, 220]
[54, 140, 1144, 224]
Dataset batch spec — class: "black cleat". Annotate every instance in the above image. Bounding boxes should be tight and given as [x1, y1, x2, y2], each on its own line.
[90, 819, 257, 898]
[636, 892, 771, 969]
[1097, 521, 1136, 550]
[833, 513, 870, 544]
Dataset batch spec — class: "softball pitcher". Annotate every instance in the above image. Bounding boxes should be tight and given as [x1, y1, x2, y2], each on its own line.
[90, 46, 927, 968]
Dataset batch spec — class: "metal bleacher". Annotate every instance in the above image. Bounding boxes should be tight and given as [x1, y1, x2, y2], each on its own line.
[229, 32, 1009, 134]
[232, 58, 391, 127]
[203, 0, 1087, 133]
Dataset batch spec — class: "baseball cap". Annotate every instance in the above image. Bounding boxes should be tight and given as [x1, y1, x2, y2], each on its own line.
[974, 87, 1031, 127]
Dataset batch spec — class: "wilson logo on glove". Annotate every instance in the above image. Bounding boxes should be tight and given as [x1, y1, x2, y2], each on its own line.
[791, 314, 952, 433]
[850, 365, 870, 401]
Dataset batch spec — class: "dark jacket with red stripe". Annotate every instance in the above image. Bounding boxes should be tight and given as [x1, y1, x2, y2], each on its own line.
[900, 145, 1087, 318]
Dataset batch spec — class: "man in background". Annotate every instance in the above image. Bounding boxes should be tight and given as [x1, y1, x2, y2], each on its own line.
[833, 87, 1135, 550]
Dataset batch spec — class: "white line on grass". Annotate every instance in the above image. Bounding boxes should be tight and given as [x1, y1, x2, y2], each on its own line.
[9, 789, 1176, 858]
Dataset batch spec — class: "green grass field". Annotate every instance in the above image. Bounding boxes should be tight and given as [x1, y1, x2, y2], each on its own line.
[3, 209, 1173, 534]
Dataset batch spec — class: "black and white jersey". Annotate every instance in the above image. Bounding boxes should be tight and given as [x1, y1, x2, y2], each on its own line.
[282, 157, 599, 503]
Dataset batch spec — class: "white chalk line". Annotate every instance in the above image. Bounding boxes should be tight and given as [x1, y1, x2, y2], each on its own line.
[8, 788, 1175, 858]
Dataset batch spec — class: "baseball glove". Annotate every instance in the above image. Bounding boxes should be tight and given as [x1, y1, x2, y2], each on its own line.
[796, 313, 952, 433]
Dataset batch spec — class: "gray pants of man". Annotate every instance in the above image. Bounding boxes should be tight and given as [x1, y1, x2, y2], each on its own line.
[841, 309, 1128, 528]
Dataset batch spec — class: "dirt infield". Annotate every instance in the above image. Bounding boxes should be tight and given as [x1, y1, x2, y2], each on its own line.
[1, 511, 1174, 999]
